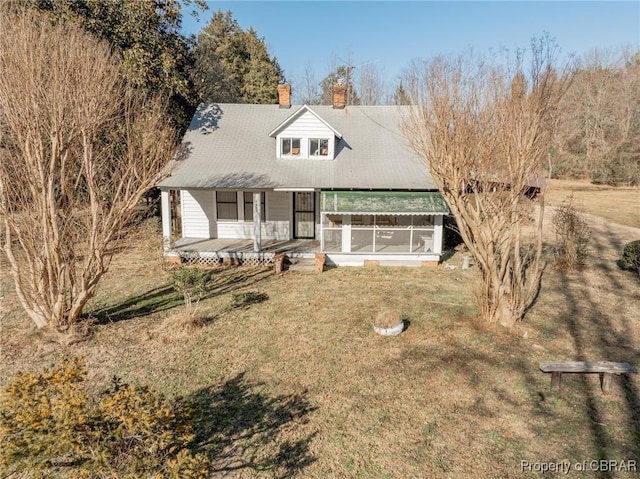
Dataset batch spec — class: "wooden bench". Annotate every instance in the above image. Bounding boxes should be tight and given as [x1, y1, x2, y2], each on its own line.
[540, 361, 637, 394]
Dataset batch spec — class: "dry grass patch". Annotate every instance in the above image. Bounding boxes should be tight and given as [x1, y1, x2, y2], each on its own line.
[1, 214, 640, 478]
[546, 179, 640, 228]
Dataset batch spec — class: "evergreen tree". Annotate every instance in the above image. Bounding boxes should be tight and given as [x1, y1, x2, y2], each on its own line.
[192, 10, 283, 104]
[242, 28, 284, 103]
[394, 81, 410, 105]
[29, 0, 203, 130]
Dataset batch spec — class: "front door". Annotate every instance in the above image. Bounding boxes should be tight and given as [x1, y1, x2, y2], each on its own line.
[293, 192, 315, 239]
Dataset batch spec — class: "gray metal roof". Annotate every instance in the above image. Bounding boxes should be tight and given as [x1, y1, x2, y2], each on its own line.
[158, 103, 437, 190]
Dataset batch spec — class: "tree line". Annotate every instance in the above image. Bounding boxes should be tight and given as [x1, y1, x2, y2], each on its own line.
[26, 0, 282, 130]
[552, 48, 640, 185]
[23, 2, 406, 111]
[28, 1, 639, 186]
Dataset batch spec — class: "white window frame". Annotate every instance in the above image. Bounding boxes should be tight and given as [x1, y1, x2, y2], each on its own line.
[281, 137, 301, 157]
[309, 138, 330, 157]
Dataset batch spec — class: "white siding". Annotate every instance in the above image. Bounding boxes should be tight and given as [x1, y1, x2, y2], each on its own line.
[216, 191, 290, 240]
[277, 111, 335, 159]
[280, 110, 333, 137]
[216, 222, 289, 240]
[181, 190, 216, 238]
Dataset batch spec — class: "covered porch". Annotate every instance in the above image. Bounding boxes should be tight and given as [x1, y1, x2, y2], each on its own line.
[166, 237, 319, 266]
[159, 188, 450, 267]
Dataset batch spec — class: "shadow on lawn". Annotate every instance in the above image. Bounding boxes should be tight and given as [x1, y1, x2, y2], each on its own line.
[394, 226, 639, 473]
[555, 228, 640, 474]
[186, 373, 317, 478]
[89, 267, 273, 324]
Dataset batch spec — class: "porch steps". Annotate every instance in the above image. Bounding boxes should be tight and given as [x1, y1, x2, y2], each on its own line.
[286, 257, 316, 273]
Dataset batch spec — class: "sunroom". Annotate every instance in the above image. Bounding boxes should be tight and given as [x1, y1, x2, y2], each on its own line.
[319, 191, 449, 260]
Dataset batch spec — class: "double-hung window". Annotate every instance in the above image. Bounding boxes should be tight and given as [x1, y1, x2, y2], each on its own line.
[244, 192, 266, 222]
[309, 138, 329, 157]
[216, 191, 238, 220]
[281, 138, 301, 157]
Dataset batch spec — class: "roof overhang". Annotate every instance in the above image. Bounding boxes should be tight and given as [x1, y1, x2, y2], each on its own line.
[268, 104, 343, 139]
[273, 187, 315, 192]
[320, 191, 450, 214]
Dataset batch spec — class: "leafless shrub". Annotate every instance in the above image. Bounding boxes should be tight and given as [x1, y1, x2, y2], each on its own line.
[0, 7, 176, 330]
[170, 266, 209, 319]
[552, 195, 590, 269]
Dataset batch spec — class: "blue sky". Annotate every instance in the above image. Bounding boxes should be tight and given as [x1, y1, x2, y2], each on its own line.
[182, 1, 640, 98]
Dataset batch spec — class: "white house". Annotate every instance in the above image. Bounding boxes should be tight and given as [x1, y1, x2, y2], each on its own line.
[158, 83, 449, 267]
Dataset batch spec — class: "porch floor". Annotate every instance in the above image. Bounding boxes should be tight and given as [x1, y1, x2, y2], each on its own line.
[172, 237, 320, 256]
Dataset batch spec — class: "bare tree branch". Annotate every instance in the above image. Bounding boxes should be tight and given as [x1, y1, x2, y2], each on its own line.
[0, 7, 176, 329]
[402, 42, 570, 327]
[358, 63, 385, 105]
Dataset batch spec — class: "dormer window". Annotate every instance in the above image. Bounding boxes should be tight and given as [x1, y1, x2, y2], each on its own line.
[281, 138, 300, 156]
[310, 138, 329, 157]
[270, 105, 342, 160]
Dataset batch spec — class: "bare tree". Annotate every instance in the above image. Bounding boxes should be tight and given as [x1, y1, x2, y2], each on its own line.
[358, 62, 386, 105]
[0, 8, 176, 330]
[402, 44, 568, 327]
[553, 47, 640, 184]
[294, 62, 322, 105]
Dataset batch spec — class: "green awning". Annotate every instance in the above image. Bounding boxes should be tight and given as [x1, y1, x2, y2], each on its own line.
[320, 191, 449, 214]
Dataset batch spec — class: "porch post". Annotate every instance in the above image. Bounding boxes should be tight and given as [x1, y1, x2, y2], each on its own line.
[161, 189, 172, 251]
[433, 215, 443, 254]
[253, 191, 261, 252]
[342, 215, 352, 252]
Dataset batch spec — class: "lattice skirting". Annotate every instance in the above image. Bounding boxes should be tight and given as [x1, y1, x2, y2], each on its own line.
[177, 251, 275, 267]
[180, 254, 223, 267]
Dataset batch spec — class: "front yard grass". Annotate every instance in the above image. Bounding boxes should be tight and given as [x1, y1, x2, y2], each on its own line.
[1, 210, 639, 478]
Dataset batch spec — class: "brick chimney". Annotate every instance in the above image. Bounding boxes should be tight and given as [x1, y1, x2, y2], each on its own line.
[277, 83, 291, 108]
[332, 79, 347, 109]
